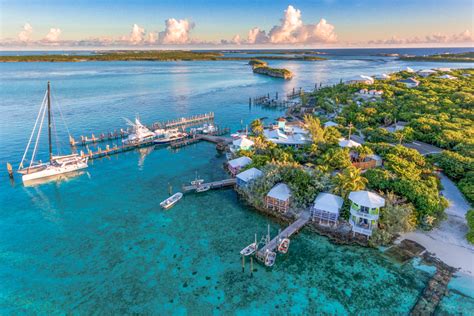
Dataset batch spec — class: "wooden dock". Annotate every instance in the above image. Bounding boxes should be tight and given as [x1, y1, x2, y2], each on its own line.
[255, 210, 310, 260]
[152, 112, 215, 130]
[182, 178, 236, 193]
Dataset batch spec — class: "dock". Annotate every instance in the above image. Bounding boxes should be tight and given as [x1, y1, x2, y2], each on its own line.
[182, 178, 236, 193]
[255, 210, 310, 261]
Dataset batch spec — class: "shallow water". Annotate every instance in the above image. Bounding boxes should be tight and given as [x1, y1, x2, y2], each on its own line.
[1, 50, 473, 313]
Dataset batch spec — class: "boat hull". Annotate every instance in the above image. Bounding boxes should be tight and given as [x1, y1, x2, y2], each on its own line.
[22, 160, 88, 182]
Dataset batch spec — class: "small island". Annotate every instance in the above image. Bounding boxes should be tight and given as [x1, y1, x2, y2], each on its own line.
[249, 59, 293, 79]
[399, 52, 474, 63]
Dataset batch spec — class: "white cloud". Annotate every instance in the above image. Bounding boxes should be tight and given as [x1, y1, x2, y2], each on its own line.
[145, 32, 158, 44]
[44, 28, 61, 42]
[267, 5, 337, 44]
[18, 23, 33, 42]
[247, 27, 269, 44]
[159, 18, 194, 44]
[231, 34, 242, 45]
[369, 30, 474, 45]
[129, 24, 145, 44]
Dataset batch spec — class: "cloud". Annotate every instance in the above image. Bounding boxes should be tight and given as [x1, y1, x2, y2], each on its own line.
[18, 23, 33, 42]
[369, 30, 474, 45]
[267, 5, 337, 44]
[129, 24, 145, 44]
[159, 18, 194, 44]
[44, 28, 61, 42]
[247, 27, 269, 44]
[231, 34, 242, 45]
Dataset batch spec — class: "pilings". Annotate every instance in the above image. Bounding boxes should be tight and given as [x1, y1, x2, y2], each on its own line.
[182, 178, 236, 193]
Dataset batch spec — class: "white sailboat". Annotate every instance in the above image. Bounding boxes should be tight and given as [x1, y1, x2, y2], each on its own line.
[123, 117, 156, 145]
[18, 82, 88, 183]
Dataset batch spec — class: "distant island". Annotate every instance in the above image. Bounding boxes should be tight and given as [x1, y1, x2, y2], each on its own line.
[249, 59, 293, 79]
[0, 50, 326, 63]
[399, 52, 474, 63]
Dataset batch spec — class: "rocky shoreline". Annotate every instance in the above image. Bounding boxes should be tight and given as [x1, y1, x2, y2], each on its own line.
[252, 66, 293, 79]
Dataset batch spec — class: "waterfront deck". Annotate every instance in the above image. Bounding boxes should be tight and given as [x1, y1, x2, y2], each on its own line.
[182, 178, 236, 193]
[255, 210, 310, 260]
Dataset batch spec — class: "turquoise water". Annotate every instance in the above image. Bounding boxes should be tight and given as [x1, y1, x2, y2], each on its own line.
[1, 52, 473, 314]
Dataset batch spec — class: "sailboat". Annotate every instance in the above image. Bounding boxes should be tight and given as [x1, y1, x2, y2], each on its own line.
[18, 82, 88, 183]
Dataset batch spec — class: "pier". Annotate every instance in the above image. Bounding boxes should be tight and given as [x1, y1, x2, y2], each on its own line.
[182, 178, 236, 193]
[152, 112, 215, 130]
[255, 210, 310, 261]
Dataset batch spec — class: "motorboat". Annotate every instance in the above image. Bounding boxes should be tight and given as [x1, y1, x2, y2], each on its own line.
[160, 192, 183, 209]
[18, 82, 89, 183]
[264, 250, 277, 267]
[190, 171, 204, 186]
[195, 184, 210, 193]
[277, 238, 290, 254]
[202, 124, 217, 134]
[240, 234, 258, 256]
[154, 128, 187, 144]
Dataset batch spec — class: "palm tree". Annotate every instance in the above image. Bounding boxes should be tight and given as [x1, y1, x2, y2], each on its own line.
[250, 119, 264, 136]
[332, 166, 368, 198]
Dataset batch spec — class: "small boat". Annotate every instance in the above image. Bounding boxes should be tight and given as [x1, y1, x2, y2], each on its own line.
[264, 250, 277, 267]
[160, 192, 183, 209]
[190, 171, 204, 186]
[240, 234, 258, 256]
[195, 184, 210, 193]
[277, 238, 290, 254]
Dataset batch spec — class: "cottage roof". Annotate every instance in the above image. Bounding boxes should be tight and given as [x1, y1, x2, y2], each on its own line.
[228, 156, 252, 168]
[398, 78, 420, 84]
[338, 138, 361, 148]
[349, 191, 385, 208]
[267, 183, 291, 201]
[264, 129, 288, 140]
[418, 69, 437, 74]
[313, 193, 344, 214]
[437, 74, 457, 80]
[367, 154, 382, 162]
[233, 137, 255, 148]
[236, 167, 263, 183]
[324, 121, 339, 128]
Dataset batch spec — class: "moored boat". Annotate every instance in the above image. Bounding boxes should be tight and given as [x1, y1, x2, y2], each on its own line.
[264, 250, 276, 267]
[154, 128, 187, 144]
[160, 192, 183, 209]
[195, 184, 210, 193]
[123, 117, 156, 145]
[277, 238, 290, 254]
[240, 234, 258, 256]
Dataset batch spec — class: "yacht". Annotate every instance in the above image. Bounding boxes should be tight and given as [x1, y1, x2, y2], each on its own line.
[153, 128, 187, 144]
[18, 82, 88, 183]
[123, 117, 156, 145]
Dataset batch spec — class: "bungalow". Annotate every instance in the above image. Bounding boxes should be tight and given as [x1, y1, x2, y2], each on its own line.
[265, 183, 291, 213]
[375, 73, 390, 80]
[437, 74, 457, 80]
[338, 138, 361, 148]
[227, 156, 252, 176]
[383, 121, 408, 133]
[263, 118, 310, 146]
[435, 67, 451, 72]
[345, 75, 375, 85]
[348, 190, 385, 237]
[417, 69, 437, 77]
[397, 78, 420, 88]
[311, 192, 344, 226]
[231, 136, 254, 152]
[236, 167, 262, 188]
[323, 121, 339, 128]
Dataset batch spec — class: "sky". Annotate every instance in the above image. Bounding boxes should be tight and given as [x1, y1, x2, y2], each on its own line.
[0, 0, 473, 49]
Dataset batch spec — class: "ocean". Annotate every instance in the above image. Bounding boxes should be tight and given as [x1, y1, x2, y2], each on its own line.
[0, 48, 473, 314]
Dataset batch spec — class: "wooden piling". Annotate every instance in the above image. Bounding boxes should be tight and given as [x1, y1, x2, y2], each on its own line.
[241, 255, 245, 272]
[250, 257, 254, 277]
[6, 162, 13, 179]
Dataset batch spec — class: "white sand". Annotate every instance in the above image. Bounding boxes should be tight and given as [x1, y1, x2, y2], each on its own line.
[398, 174, 474, 276]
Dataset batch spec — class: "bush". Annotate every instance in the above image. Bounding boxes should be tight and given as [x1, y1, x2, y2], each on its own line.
[466, 210, 474, 244]
[459, 172, 474, 204]
[434, 151, 474, 181]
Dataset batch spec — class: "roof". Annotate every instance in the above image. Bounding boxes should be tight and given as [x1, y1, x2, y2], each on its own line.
[375, 73, 390, 79]
[267, 183, 291, 201]
[406, 67, 415, 73]
[418, 69, 437, 73]
[228, 156, 252, 168]
[313, 193, 344, 214]
[233, 137, 255, 148]
[437, 74, 457, 80]
[367, 154, 382, 161]
[277, 117, 287, 122]
[236, 167, 263, 182]
[398, 78, 419, 84]
[338, 138, 361, 148]
[324, 121, 339, 128]
[349, 191, 385, 208]
[265, 129, 288, 140]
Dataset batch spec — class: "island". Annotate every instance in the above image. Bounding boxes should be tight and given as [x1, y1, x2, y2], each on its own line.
[399, 52, 474, 62]
[0, 50, 326, 63]
[249, 59, 293, 79]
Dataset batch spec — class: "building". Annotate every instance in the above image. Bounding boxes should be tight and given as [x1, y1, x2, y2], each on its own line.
[405, 67, 415, 73]
[366, 154, 383, 167]
[323, 121, 339, 128]
[397, 78, 420, 88]
[375, 73, 390, 80]
[236, 167, 262, 188]
[437, 74, 457, 80]
[231, 136, 254, 152]
[348, 191, 385, 237]
[263, 118, 310, 146]
[311, 192, 344, 226]
[227, 156, 252, 176]
[383, 121, 408, 133]
[265, 183, 291, 213]
[338, 138, 361, 148]
[417, 69, 437, 77]
[345, 75, 375, 85]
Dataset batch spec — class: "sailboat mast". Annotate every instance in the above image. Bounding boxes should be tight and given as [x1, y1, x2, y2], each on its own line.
[47, 81, 52, 162]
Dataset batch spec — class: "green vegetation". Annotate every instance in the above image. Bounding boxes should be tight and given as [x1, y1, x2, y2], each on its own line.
[252, 65, 293, 79]
[467, 210, 474, 244]
[399, 52, 474, 63]
[248, 59, 267, 67]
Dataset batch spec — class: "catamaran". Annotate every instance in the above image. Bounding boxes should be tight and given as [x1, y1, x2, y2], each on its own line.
[18, 82, 88, 183]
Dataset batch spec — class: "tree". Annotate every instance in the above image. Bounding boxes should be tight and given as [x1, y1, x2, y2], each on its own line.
[354, 145, 373, 162]
[250, 119, 264, 136]
[466, 210, 474, 244]
[304, 115, 325, 144]
[332, 166, 368, 198]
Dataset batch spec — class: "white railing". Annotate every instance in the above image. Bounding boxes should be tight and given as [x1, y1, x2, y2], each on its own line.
[349, 219, 373, 236]
[350, 207, 379, 221]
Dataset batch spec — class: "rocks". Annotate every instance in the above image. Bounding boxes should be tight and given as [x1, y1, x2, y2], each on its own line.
[252, 66, 293, 80]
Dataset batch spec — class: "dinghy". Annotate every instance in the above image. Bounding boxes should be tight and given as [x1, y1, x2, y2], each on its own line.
[264, 250, 276, 267]
[160, 192, 183, 209]
[240, 234, 258, 256]
[277, 238, 290, 254]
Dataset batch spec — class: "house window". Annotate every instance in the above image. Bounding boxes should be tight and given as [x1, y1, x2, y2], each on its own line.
[360, 206, 369, 214]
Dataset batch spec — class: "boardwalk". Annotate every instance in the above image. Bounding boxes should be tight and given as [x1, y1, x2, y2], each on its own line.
[257, 210, 310, 256]
[182, 178, 236, 193]
[199, 134, 232, 144]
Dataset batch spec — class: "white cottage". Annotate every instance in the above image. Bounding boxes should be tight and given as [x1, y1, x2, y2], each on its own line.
[265, 183, 291, 213]
[348, 191, 385, 237]
[227, 156, 252, 176]
[236, 167, 262, 188]
[231, 136, 254, 152]
[311, 193, 344, 226]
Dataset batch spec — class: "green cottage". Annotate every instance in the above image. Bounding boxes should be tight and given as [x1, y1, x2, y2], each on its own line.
[348, 190, 385, 237]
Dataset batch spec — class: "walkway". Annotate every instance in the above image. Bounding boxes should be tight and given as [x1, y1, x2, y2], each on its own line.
[182, 178, 236, 193]
[399, 173, 474, 276]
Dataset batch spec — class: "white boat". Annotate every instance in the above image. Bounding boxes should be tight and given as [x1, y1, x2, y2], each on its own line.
[240, 234, 258, 256]
[277, 238, 290, 254]
[202, 124, 217, 134]
[190, 171, 204, 186]
[195, 184, 210, 193]
[264, 250, 277, 267]
[160, 192, 183, 209]
[154, 128, 187, 144]
[123, 117, 156, 145]
[17, 82, 88, 183]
